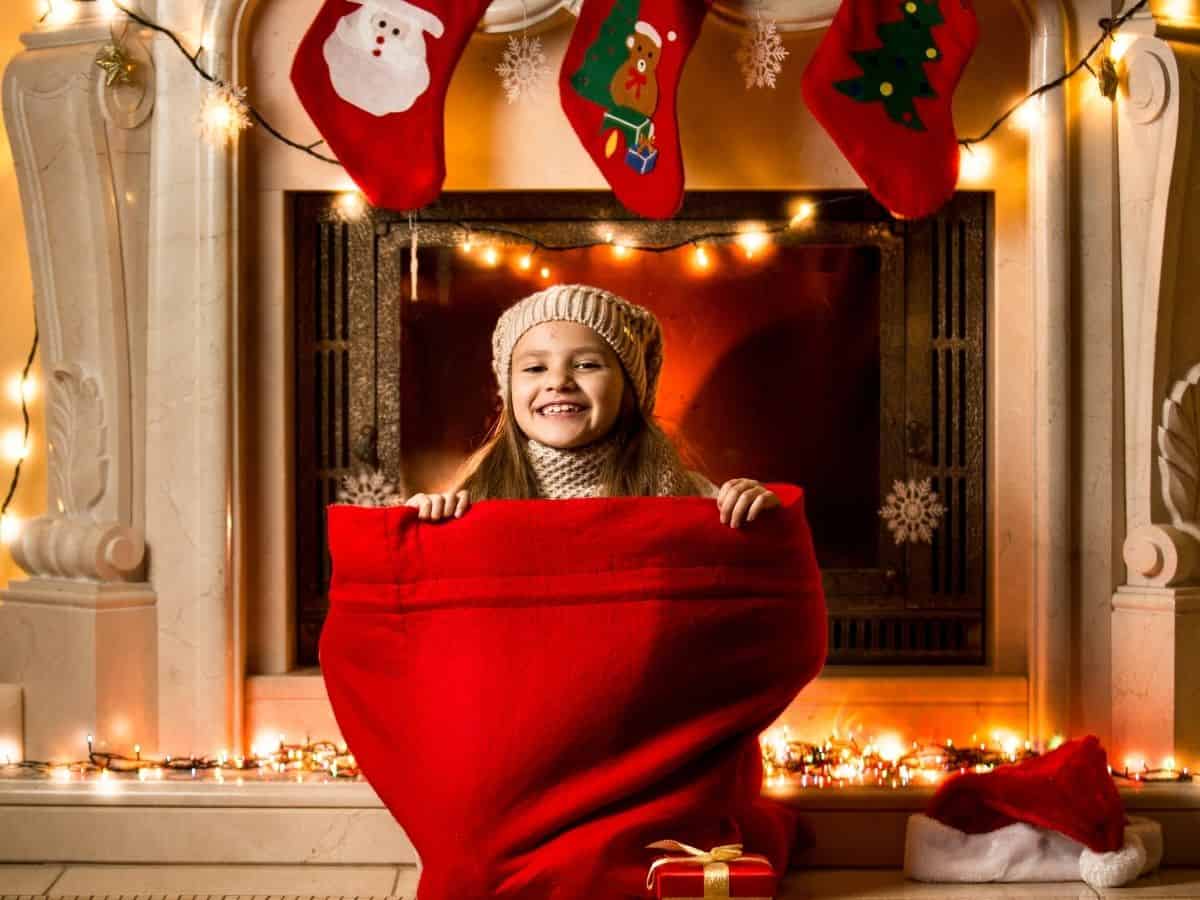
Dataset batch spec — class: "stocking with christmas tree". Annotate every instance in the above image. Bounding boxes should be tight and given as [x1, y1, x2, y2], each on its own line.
[801, 0, 978, 219]
[561, 0, 713, 220]
[292, 0, 493, 211]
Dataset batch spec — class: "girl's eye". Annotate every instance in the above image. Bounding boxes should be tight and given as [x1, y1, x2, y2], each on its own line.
[522, 366, 545, 373]
[576, 361, 601, 369]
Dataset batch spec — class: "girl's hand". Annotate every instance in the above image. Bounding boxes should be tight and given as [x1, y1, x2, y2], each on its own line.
[717, 479, 780, 528]
[405, 490, 470, 521]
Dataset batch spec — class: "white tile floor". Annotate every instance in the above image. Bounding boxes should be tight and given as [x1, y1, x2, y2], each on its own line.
[0, 867, 1198, 899]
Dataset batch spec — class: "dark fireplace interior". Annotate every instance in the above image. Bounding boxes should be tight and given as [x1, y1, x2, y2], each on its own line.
[293, 192, 988, 668]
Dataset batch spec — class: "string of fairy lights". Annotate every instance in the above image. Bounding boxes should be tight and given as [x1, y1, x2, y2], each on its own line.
[757, 727, 1196, 790]
[0, 0, 1184, 780]
[1, 733, 361, 783]
[1, 726, 1193, 789]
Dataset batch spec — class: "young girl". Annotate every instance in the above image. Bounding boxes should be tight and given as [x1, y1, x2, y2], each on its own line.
[406, 283, 781, 528]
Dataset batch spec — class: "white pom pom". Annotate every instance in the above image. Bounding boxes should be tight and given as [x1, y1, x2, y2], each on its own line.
[1080, 833, 1147, 889]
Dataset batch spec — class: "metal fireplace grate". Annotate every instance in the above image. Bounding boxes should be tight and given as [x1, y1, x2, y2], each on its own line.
[293, 191, 989, 667]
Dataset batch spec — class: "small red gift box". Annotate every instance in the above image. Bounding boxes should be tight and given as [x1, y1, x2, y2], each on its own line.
[645, 842, 778, 899]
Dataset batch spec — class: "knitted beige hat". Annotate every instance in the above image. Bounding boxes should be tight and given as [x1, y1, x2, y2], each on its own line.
[492, 284, 664, 414]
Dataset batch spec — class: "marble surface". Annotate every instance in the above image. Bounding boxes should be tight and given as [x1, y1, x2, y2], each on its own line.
[0, 867, 63, 894]
[47, 865, 400, 896]
[0, 806, 415, 865]
[1, 868, 1199, 899]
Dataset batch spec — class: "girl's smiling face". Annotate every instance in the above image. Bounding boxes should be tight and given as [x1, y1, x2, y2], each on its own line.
[510, 321, 627, 449]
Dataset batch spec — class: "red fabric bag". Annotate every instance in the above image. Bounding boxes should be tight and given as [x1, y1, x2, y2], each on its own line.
[321, 483, 826, 899]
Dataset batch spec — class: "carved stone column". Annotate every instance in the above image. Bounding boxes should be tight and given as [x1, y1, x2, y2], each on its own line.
[1112, 31, 1200, 767]
[0, 9, 156, 760]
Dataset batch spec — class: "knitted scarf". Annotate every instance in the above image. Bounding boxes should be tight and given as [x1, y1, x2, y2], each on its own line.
[525, 435, 708, 499]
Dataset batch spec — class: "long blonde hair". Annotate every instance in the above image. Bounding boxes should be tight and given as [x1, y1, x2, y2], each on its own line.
[454, 387, 703, 500]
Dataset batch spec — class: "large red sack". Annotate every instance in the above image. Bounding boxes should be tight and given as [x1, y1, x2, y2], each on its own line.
[322, 483, 826, 899]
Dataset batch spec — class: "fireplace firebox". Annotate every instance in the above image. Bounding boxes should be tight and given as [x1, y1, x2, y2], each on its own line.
[293, 191, 988, 667]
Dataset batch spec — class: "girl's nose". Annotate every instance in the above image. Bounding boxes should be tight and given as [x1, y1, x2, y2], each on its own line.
[547, 366, 577, 390]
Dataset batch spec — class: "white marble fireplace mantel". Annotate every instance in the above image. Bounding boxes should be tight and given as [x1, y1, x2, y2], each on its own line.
[0, 0, 1197, 789]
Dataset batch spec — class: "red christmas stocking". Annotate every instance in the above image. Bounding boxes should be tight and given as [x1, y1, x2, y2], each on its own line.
[801, 0, 978, 219]
[560, 0, 713, 220]
[291, 0, 493, 211]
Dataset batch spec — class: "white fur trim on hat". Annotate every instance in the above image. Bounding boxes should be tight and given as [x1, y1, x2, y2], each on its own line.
[1080, 832, 1146, 889]
[634, 20, 662, 46]
[491, 284, 664, 415]
[904, 814, 1162, 887]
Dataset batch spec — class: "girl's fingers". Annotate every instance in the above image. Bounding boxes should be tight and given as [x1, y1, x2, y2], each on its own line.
[454, 491, 469, 518]
[720, 488, 739, 524]
[729, 489, 759, 528]
[416, 496, 431, 520]
[747, 492, 769, 522]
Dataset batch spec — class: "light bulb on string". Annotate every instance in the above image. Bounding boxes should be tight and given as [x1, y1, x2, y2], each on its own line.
[958, 144, 992, 183]
[0, 514, 22, 546]
[539, 266, 551, 279]
[1161, 0, 1192, 21]
[2, 428, 29, 462]
[692, 245, 711, 271]
[737, 230, 769, 260]
[42, 0, 79, 26]
[1011, 97, 1040, 132]
[789, 201, 816, 228]
[335, 191, 365, 222]
[1109, 32, 1135, 63]
[482, 247, 500, 267]
[612, 243, 630, 259]
[518, 253, 533, 271]
[6, 374, 36, 404]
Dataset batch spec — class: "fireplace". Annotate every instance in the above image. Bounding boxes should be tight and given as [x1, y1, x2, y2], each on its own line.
[1, 0, 1197, 788]
[292, 190, 989, 667]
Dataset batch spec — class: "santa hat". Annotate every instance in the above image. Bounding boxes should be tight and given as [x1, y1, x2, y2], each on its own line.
[634, 20, 663, 47]
[904, 736, 1163, 889]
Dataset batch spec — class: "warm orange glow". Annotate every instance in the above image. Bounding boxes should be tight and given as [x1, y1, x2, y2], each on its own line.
[958, 144, 991, 183]
[693, 246, 711, 270]
[519, 254, 533, 271]
[5, 374, 36, 405]
[460, 239, 473, 254]
[483, 247, 500, 267]
[1160, 0, 1192, 20]
[539, 266, 551, 279]
[1109, 33, 1135, 63]
[1011, 99, 1039, 132]
[335, 192, 365, 221]
[612, 243, 631, 259]
[789, 201, 816, 227]
[875, 734, 905, 764]
[737, 230, 769, 259]
[43, 0, 78, 25]
[2, 428, 28, 462]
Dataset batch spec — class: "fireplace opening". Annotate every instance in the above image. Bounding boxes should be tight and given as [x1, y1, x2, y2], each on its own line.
[293, 191, 988, 668]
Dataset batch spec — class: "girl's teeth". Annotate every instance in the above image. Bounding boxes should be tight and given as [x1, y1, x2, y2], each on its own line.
[542, 405, 582, 415]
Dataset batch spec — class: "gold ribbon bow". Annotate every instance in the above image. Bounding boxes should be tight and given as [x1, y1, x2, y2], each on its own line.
[644, 840, 769, 896]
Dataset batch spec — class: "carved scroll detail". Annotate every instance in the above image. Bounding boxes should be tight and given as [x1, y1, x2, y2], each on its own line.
[1158, 361, 1200, 542]
[47, 363, 108, 516]
[9, 516, 144, 582]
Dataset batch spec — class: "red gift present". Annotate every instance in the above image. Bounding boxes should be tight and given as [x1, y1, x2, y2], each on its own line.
[645, 841, 778, 899]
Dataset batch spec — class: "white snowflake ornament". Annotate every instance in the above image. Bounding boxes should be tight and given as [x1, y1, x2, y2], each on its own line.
[736, 12, 789, 90]
[197, 80, 252, 146]
[879, 478, 946, 545]
[496, 33, 549, 104]
[337, 470, 405, 508]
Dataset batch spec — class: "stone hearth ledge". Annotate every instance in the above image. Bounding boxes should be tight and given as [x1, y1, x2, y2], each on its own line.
[0, 779, 1195, 867]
